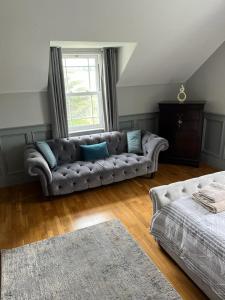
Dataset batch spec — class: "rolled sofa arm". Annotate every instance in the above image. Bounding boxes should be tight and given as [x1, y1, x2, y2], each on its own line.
[142, 131, 169, 173]
[24, 145, 52, 196]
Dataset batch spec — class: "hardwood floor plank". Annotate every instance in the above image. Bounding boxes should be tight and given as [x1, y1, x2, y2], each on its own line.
[0, 163, 217, 299]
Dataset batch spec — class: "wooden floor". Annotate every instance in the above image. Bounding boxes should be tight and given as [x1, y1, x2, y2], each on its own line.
[0, 163, 217, 299]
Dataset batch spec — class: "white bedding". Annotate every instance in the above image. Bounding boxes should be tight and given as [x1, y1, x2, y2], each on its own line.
[151, 196, 225, 300]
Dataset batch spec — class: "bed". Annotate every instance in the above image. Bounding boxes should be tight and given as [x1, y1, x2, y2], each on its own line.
[150, 171, 225, 300]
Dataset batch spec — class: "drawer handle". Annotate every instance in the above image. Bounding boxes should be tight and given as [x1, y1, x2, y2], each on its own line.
[177, 117, 183, 128]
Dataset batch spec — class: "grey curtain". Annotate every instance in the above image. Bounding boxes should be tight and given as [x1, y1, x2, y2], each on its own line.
[48, 47, 68, 138]
[101, 48, 119, 131]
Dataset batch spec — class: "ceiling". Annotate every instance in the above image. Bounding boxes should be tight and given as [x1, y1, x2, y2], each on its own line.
[0, 0, 225, 93]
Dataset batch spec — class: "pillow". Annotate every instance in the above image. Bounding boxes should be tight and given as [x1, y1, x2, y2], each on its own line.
[36, 141, 57, 169]
[127, 130, 142, 154]
[80, 142, 109, 161]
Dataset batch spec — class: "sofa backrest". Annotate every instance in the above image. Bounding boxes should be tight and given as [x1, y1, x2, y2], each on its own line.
[47, 131, 127, 165]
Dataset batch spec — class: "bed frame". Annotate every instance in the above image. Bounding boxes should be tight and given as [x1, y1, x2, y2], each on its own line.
[150, 171, 225, 300]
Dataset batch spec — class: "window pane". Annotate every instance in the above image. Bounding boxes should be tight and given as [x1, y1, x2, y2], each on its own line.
[91, 95, 99, 117]
[66, 94, 101, 129]
[88, 58, 96, 66]
[71, 95, 92, 118]
[62, 53, 104, 132]
[90, 67, 97, 91]
[64, 57, 88, 67]
[62, 58, 67, 67]
[65, 67, 89, 93]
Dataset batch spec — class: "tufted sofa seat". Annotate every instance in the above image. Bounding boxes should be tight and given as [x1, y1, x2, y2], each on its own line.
[25, 131, 168, 196]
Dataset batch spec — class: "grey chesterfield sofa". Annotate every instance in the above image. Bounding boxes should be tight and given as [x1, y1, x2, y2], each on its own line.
[24, 131, 168, 196]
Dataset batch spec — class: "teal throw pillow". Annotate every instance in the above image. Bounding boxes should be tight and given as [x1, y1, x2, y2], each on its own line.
[127, 130, 142, 154]
[80, 142, 109, 161]
[36, 141, 57, 169]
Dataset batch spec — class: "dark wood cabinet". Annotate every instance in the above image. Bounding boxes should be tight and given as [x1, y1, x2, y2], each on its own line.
[159, 101, 205, 167]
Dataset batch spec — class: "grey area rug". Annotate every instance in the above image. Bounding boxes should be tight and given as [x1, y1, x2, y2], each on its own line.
[1, 220, 181, 300]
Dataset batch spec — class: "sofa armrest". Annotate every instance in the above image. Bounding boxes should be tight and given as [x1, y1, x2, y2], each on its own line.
[149, 171, 225, 215]
[142, 132, 169, 173]
[24, 145, 52, 183]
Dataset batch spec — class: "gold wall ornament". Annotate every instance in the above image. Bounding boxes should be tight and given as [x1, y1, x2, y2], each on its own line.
[177, 84, 187, 103]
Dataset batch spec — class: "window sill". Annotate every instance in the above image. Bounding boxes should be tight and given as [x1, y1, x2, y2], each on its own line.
[69, 128, 105, 137]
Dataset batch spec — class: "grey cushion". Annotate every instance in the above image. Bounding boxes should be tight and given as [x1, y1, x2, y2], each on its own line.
[24, 131, 169, 196]
[47, 131, 127, 165]
[36, 141, 57, 169]
[127, 130, 142, 154]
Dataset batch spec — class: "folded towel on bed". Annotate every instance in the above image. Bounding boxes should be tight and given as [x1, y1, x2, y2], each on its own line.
[198, 182, 225, 203]
[192, 192, 225, 213]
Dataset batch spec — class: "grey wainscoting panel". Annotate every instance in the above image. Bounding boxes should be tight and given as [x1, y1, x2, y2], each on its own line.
[0, 113, 159, 188]
[2, 133, 28, 176]
[0, 124, 52, 187]
[1, 111, 224, 188]
[31, 127, 52, 142]
[119, 112, 159, 133]
[201, 113, 225, 170]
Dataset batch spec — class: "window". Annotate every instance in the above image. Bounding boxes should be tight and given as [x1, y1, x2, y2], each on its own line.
[62, 51, 104, 134]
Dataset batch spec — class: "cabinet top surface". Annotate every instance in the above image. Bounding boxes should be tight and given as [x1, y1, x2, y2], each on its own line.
[159, 101, 206, 105]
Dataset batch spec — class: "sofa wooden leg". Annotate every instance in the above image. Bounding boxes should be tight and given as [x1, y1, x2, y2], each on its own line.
[150, 172, 155, 179]
[142, 172, 156, 179]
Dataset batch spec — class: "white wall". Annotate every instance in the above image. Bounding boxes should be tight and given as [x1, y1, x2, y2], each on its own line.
[117, 44, 136, 79]
[1, 0, 225, 92]
[0, 92, 50, 129]
[2, 36, 225, 129]
[0, 84, 179, 129]
[1, 0, 225, 129]
[186, 41, 225, 114]
[117, 84, 179, 116]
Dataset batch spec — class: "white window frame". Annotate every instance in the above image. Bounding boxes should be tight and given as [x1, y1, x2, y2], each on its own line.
[62, 49, 105, 136]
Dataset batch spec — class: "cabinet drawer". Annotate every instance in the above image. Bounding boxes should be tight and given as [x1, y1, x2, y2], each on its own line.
[159, 108, 202, 121]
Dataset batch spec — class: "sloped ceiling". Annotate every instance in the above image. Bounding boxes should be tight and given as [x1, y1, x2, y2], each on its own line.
[0, 0, 225, 93]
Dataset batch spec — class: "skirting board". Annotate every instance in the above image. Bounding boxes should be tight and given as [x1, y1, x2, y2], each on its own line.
[0, 112, 223, 188]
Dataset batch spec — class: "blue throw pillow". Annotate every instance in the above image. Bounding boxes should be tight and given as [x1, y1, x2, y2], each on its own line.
[127, 130, 142, 154]
[36, 141, 57, 169]
[80, 142, 109, 161]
